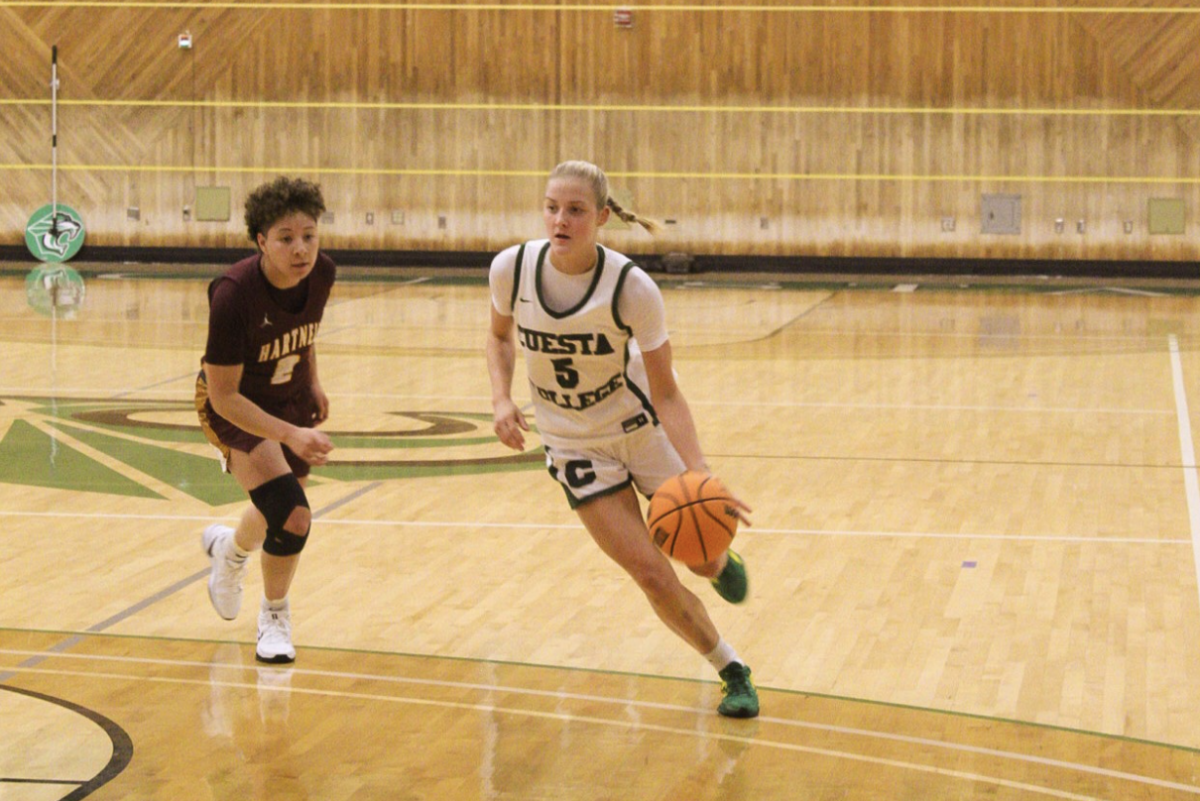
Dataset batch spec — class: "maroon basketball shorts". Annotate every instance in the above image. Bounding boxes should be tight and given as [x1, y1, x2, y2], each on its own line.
[194, 372, 320, 477]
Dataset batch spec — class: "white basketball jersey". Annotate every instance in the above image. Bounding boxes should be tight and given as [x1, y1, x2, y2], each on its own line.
[510, 240, 657, 449]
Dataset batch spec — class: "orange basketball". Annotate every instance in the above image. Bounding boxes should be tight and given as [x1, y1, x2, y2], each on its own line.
[647, 471, 739, 567]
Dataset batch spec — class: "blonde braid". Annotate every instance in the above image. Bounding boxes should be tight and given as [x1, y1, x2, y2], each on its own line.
[549, 160, 661, 235]
[606, 196, 662, 235]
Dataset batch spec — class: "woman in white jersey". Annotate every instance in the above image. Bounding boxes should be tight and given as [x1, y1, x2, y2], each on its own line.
[485, 160, 759, 718]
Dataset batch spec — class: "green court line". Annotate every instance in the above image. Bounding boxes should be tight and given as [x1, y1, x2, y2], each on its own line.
[55, 423, 207, 445]
[2, 98, 1195, 116]
[0, 420, 163, 498]
[15, 268, 1200, 297]
[317, 457, 543, 481]
[42, 417, 541, 491]
[47, 420, 243, 505]
[3, 163, 1199, 184]
[2, 625, 1199, 756]
[1, 2, 1197, 13]
[30, 400, 210, 445]
[327, 435, 500, 448]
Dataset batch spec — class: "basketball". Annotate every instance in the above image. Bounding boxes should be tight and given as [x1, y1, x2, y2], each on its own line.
[647, 471, 739, 567]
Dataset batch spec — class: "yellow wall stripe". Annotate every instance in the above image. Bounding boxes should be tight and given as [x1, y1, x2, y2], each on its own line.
[2, 163, 1198, 184]
[0, 99, 1194, 116]
[0, 2, 1196, 13]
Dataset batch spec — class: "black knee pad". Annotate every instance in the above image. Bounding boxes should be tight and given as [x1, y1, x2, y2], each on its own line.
[249, 473, 311, 556]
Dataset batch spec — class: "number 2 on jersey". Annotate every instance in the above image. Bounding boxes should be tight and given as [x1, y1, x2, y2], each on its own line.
[271, 354, 301, 385]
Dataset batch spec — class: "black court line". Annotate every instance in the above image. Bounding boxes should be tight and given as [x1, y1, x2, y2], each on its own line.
[0, 684, 134, 800]
[0, 482, 384, 795]
[0, 777, 84, 784]
[311, 480, 382, 517]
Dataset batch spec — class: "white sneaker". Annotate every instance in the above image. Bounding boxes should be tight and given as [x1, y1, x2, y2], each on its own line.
[256, 601, 296, 664]
[202, 524, 245, 621]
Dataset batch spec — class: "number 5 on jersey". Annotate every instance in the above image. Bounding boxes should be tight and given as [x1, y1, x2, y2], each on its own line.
[551, 357, 579, 389]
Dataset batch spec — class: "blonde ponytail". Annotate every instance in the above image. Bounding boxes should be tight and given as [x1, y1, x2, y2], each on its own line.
[549, 160, 661, 235]
[605, 195, 661, 235]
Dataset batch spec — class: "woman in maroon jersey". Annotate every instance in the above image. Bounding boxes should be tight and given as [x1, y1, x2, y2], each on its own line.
[194, 176, 335, 664]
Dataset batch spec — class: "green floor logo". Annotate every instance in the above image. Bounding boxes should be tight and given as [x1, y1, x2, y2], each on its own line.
[25, 203, 86, 263]
[0, 398, 543, 504]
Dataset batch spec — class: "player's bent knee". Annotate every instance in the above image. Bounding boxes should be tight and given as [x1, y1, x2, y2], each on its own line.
[249, 473, 311, 557]
[284, 506, 312, 536]
[262, 528, 306, 556]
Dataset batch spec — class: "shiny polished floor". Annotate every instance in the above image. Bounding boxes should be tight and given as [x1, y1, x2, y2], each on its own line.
[2, 264, 1200, 799]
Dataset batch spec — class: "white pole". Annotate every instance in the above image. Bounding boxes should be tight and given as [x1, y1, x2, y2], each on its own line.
[49, 44, 59, 463]
[51, 44, 58, 229]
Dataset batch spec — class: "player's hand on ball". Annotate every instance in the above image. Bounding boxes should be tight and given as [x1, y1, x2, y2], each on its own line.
[727, 491, 753, 527]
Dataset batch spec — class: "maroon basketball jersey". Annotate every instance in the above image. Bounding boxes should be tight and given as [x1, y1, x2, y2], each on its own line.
[203, 252, 335, 411]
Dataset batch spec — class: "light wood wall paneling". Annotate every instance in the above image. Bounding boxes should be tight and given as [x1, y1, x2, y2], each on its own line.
[2, 5, 1199, 262]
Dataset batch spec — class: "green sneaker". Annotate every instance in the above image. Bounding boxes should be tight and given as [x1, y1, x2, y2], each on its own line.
[711, 550, 748, 604]
[717, 662, 759, 718]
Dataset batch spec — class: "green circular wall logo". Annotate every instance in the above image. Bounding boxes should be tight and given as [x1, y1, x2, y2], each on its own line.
[25, 204, 86, 263]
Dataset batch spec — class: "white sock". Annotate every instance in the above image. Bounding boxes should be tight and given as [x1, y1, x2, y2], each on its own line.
[263, 596, 288, 612]
[703, 638, 741, 672]
[218, 526, 249, 560]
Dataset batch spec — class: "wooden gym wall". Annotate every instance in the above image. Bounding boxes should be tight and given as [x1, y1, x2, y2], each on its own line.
[1, 2, 1198, 265]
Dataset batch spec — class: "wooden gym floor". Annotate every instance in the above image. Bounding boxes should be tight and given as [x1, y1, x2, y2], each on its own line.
[2, 265, 1200, 799]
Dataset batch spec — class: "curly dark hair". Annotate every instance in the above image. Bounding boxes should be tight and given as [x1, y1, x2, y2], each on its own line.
[244, 176, 326, 242]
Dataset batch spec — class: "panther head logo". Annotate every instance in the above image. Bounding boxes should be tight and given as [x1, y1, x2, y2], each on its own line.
[27, 208, 85, 260]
